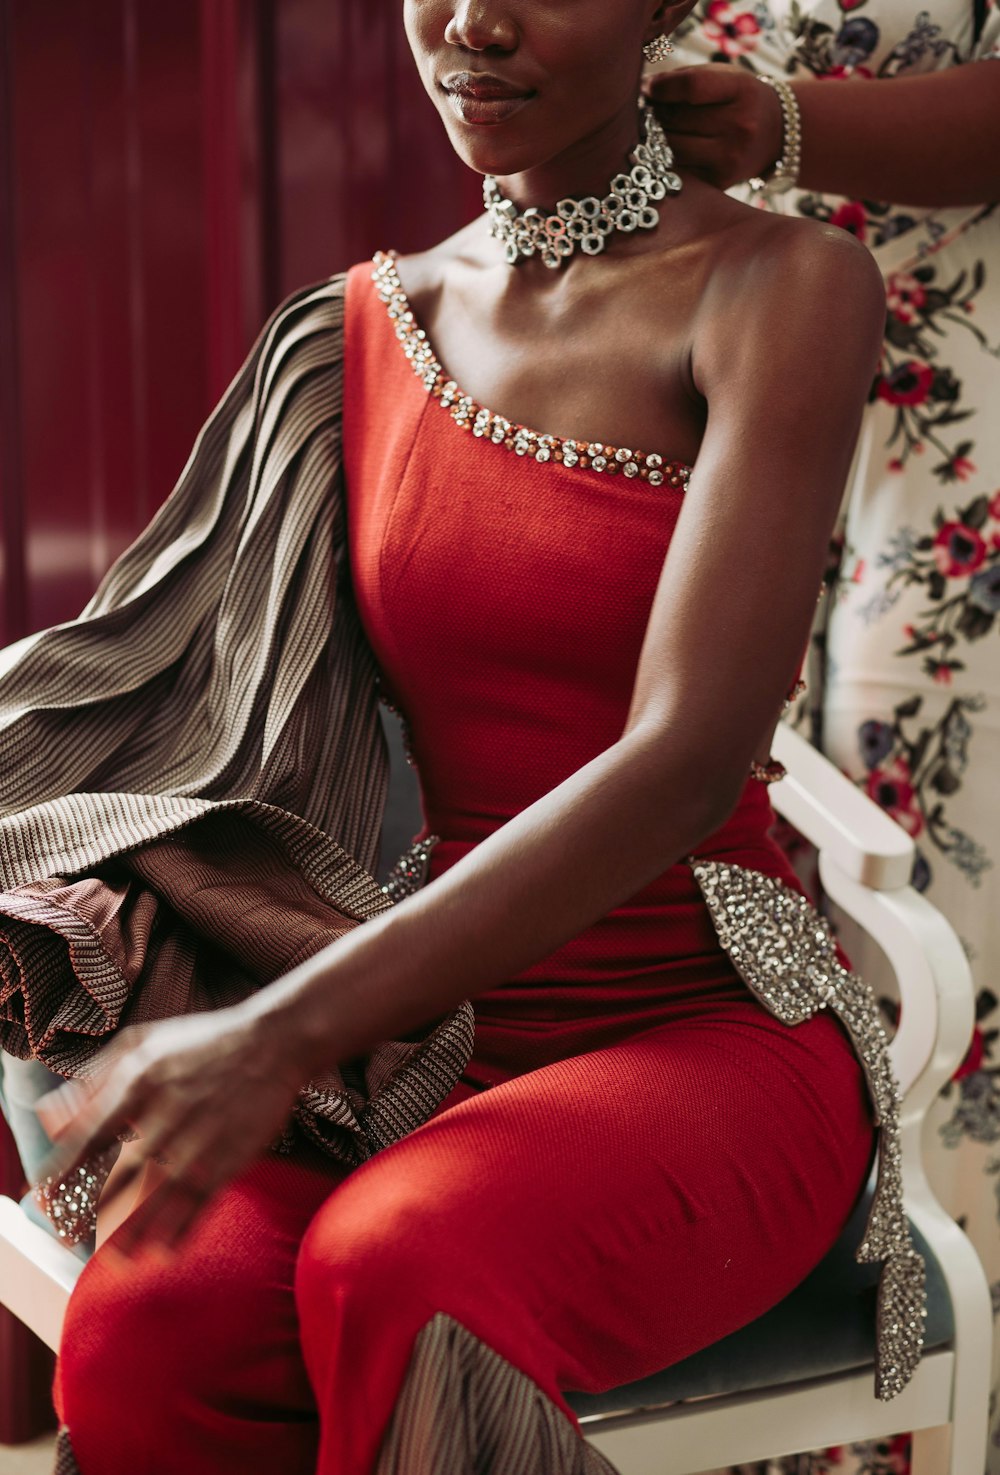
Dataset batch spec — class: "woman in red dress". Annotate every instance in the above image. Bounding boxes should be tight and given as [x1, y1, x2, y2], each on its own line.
[16, 1, 900, 1471]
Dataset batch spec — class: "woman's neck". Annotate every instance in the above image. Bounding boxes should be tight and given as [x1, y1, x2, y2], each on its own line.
[492, 100, 644, 212]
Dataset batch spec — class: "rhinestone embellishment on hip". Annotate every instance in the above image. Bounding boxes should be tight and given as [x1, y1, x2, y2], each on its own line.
[691, 859, 927, 1402]
[484, 99, 682, 270]
[372, 254, 691, 491]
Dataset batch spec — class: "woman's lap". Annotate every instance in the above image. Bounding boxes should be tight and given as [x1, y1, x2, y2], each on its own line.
[58, 1002, 873, 1475]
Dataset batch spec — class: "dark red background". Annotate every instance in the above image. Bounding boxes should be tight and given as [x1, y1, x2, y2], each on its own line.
[0, 0, 480, 646]
[0, 0, 478, 1440]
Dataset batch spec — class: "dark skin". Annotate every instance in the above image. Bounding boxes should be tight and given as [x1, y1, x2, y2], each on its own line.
[38, 0, 886, 1255]
[648, 62, 1000, 206]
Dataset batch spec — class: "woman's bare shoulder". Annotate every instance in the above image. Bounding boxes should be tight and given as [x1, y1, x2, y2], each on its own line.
[706, 198, 883, 308]
[391, 219, 489, 316]
[685, 195, 885, 376]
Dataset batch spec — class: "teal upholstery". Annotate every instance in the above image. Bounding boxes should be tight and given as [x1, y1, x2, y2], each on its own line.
[566, 1186, 952, 1417]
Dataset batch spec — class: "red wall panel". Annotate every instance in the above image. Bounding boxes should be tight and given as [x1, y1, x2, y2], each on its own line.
[0, 6, 480, 1438]
[2, 0, 210, 638]
[0, 0, 479, 646]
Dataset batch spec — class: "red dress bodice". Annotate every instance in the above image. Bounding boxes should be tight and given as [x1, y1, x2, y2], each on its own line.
[343, 257, 801, 1077]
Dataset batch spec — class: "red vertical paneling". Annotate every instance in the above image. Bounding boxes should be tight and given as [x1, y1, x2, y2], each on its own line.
[0, 0, 483, 1445]
[201, 0, 272, 398]
[0, 16, 55, 1432]
[12, 1, 98, 631]
[130, 5, 207, 533]
[0, 0, 27, 648]
[7, 1, 210, 632]
[3, 1, 479, 638]
[272, 0, 480, 293]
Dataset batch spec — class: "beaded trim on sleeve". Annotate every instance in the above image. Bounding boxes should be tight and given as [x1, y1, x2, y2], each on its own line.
[372, 253, 691, 491]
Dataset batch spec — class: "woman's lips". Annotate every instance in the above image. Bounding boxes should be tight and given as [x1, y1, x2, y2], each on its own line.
[442, 86, 532, 126]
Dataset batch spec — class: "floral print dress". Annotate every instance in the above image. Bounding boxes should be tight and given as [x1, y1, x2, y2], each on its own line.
[670, 2, 1000, 1471]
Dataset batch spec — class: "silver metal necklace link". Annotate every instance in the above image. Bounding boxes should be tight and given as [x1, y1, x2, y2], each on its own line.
[484, 101, 682, 270]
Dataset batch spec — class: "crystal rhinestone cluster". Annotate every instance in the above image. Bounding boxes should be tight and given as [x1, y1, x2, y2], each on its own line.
[372, 255, 690, 492]
[382, 838, 439, 903]
[484, 100, 681, 270]
[33, 1150, 118, 1248]
[691, 859, 927, 1401]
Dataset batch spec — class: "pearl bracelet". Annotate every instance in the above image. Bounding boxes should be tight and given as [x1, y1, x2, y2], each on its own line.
[749, 76, 802, 196]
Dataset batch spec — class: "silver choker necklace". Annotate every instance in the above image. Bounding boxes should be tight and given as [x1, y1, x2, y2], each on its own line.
[483, 100, 682, 270]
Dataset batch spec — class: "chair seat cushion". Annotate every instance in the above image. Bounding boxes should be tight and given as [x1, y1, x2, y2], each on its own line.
[565, 1188, 952, 1418]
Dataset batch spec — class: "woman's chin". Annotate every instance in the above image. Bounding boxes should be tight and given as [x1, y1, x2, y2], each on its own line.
[436, 110, 548, 179]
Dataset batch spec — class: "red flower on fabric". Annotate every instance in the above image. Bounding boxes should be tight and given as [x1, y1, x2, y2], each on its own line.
[830, 200, 868, 240]
[988, 489, 1000, 520]
[951, 456, 976, 482]
[703, 0, 761, 56]
[933, 521, 987, 577]
[886, 272, 927, 323]
[820, 63, 875, 77]
[865, 758, 923, 836]
[955, 1026, 986, 1080]
[876, 360, 933, 406]
[932, 661, 954, 686]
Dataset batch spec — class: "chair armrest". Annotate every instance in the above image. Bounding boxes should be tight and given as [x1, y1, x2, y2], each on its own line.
[0, 1196, 81, 1352]
[772, 725, 914, 892]
[817, 854, 973, 1113]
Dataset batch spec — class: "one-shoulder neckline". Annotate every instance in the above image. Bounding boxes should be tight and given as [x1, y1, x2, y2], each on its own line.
[370, 252, 692, 491]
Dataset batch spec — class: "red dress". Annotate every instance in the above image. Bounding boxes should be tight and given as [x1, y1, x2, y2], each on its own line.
[54, 258, 875, 1475]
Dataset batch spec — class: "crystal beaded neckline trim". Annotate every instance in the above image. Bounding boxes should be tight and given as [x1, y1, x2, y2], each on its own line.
[371, 253, 691, 491]
[484, 98, 681, 270]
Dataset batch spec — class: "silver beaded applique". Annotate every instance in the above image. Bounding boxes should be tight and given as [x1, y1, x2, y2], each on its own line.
[483, 100, 682, 270]
[372, 254, 691, 492]
[382, 838, 439, 903]
[33, 1149, 118, 1248]
[691, 860, 926, 1401]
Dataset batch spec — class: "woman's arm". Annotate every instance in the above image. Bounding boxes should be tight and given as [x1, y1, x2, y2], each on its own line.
[259, 222, 886, 1076]
[650, 63, 1000, 206]
[39, 221, 885, 1248]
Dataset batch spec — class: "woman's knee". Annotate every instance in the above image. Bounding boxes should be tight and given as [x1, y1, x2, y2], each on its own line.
[60, 1161, 326, 1424]
[60, 1244, 243, 1414]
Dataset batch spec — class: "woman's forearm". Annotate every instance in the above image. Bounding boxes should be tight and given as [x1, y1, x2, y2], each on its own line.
[791, 66, 1000, 206]
[245, 722, 742, 1076]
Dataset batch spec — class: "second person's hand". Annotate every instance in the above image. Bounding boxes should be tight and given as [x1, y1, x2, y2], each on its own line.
[645, 63, 785, 190]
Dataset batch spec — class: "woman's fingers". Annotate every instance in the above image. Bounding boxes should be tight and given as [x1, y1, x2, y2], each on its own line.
[115, 1167, 208, 1259]
[35, 1070, 141, 1185]
[35, 1078, 93, 1138]
[113, 1132, 241, 1257]
[662, 133, 734, 184]
[31, 1011, 305, 1256]
[646, 64, 744, 108]
[645, 100, 729, 138]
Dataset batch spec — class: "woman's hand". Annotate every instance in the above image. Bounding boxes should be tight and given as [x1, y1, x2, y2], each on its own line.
[36, 1007, 307, 1255]
[645, 64, 784, 189]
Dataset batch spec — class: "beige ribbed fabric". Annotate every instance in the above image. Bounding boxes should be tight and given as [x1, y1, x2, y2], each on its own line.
[0, 277, 387, 873]
[376, 1315, 618, 1475]
[1, 273, 608, 1475]
[0, 271, 474, 1180]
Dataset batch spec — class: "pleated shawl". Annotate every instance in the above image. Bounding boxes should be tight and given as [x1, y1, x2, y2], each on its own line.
[0, 273, 474, 1167]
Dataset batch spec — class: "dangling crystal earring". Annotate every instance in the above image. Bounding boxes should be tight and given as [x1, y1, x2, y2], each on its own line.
[643, 34, 674, 62]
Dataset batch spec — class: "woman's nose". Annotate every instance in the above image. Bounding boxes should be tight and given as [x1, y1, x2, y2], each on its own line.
[444, 1, 517, 54]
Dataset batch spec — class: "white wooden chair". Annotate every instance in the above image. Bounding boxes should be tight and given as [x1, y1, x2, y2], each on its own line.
[0, 724, 991, 1473]
[572, 723, 993, 1475]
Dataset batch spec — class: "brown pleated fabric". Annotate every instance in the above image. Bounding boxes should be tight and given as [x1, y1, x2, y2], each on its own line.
[376, 1315, 618, 1475]
[0, 274, 474, 1226]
